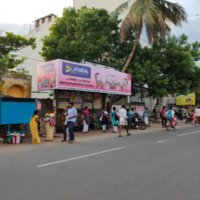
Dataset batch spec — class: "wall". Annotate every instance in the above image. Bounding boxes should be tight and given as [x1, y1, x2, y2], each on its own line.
[16, 14, 57, 99]
[1, 72, 31, 98]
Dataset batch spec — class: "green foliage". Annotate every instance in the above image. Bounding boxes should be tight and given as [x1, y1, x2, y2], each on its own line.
[0, 32, 36, 85]
[40, 7, 135, 66]
[129, 34, 200, 97]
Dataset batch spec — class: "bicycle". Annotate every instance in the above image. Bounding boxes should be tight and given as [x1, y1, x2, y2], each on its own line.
[166, 117, 177, 131]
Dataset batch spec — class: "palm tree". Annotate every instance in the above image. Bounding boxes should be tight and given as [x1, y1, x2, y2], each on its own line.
[114, 0, 187, 72]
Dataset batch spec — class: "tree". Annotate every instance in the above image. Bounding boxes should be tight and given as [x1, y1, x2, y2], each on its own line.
[40, 7, 122, 64]
[114, 0, 187, 72]
[0, 32, 36, 85]
[127, 34, 200, 98]
[40, 7, 137, 111]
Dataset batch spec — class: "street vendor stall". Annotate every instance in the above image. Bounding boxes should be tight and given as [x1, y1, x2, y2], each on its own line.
[37, 59, 132, 131]
[0, 97, 36, 143]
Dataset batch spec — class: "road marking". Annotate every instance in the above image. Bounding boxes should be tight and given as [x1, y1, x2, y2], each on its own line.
[37, 147, 126, 168]
[157, 140, 168, 143]
[178, 131, 200, 137]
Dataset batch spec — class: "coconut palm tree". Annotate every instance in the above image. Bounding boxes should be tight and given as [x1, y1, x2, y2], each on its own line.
[114, 0, 187, 72]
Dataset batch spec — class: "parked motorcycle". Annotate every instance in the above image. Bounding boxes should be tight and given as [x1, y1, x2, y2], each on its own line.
[131, 113, 146, 130]
[175, 111, 184, 120]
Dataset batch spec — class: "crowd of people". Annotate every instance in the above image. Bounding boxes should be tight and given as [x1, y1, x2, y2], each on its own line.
[29, 102, 200, 145]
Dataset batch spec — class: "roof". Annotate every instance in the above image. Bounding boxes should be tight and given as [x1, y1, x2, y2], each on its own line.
[34, 13, 57, 21]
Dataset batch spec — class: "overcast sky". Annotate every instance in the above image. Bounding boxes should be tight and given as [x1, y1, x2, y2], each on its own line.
[0, 0, 199, 43]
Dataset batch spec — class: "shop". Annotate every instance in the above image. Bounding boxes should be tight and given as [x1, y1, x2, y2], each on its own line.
[37, 59, 131, 131]
[176, 92, 195, 112]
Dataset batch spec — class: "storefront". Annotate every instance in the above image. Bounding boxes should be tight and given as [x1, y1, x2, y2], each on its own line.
[37, 59, 131, 131]
[176, 92, 195, 112]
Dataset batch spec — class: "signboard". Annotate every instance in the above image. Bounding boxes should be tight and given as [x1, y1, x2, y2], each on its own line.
[37, 60, 57, 90]
[36, 102, 41, 110]
[135, 106, 144, 116]
[58, 102, 69, 109]
[176, 92, 195, 106]
[70, 92, 82, 109]
[94, 94, 102, 109]
[37, 59, 131, 96]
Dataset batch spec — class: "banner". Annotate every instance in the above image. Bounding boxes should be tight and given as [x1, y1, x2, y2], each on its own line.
[94, 94, 102, 109]
[135, 106, 144, 116]
[176, 92, 195, 106]
[37, 59, 131, 95]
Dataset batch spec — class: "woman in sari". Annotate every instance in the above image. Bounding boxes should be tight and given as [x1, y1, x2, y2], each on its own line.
[44, 109, 55, 141]
[30, 110, 41, 144]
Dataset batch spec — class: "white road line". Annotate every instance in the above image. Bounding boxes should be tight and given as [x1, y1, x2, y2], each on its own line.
[37, 147, 126, 168]
[178, 130, 200, 137]
[157, 140, 168, 143]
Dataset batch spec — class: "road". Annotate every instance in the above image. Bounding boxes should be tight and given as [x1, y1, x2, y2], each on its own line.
[1, 126, 200, 200]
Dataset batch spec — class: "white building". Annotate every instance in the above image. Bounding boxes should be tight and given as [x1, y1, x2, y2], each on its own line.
[17, 14, 57, 98]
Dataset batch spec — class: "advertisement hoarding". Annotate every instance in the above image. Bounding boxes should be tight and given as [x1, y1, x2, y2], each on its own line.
[176, 92, 195, 106]
[37, 59, 131, 96]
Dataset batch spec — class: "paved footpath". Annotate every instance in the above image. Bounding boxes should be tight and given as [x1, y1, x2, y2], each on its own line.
[1, 122, 200, 200]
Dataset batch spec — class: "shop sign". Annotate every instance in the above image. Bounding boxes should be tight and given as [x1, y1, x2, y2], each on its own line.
[37, 59, 131, 95]
[135, 106, 144, 116]
[94, 94, 102, 109]
[176, 92, 195, 106]
[36, 102, 41, 110]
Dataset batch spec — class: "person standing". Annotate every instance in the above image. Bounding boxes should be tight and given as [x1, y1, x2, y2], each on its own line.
[143, 107, 150, 127]
[110, 107, 118, 133]
[82, 106, 89, 116]
[61, 106, 69, 142]
[44, 109, 55, 141]
[91, 113, 99, 130]
[101, 107, 108, 132]
[83, 113, 90, 133]
[118, 105, 131, 137]
[126, 108, 133, 128]
[154, 103, 159, 120]
[67, 102, 77, 144]
[30, 110, 41, 144]
[160, 106, 167, 128]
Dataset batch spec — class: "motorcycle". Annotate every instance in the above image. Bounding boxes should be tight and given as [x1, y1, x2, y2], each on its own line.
[185, 113, 194, 123]
[175, 111, 184, 120]
[131, 113, 146, 130]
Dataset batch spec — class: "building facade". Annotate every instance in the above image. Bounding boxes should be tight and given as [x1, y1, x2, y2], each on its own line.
[16, 14, 57, 99]
[0, 72, 32, 98]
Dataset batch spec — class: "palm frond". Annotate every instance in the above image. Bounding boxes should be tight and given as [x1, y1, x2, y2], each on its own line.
[112, 1, 129, 16]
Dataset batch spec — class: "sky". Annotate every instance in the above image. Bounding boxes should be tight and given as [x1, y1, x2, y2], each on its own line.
[0, 0, 199, 43]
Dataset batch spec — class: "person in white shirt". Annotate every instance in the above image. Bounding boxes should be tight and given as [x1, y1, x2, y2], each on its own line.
[118, 105, 131, 137]
[194, 106, 200, 122]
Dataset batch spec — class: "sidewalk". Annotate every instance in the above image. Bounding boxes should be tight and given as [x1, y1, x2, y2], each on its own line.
[0, 120, 193, 155]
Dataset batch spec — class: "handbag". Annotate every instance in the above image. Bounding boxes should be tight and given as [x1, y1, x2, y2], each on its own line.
[49, 118, 56, 127]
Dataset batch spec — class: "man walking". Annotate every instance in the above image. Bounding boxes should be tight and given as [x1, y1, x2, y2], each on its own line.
[67, 102, 77, 144]
[118, 105, 131, 137]
[160, 106, 167, 128]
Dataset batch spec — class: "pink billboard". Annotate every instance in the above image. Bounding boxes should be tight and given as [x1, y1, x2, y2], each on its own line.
[37, 59, 131, 95]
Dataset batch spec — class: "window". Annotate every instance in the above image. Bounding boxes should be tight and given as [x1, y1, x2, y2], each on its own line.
[42, 18, 45, 23]
[48, 16, 51, 22]
[36, 20, 39, 27]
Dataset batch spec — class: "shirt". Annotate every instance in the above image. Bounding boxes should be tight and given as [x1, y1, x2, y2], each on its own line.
[143, 110, 148, 117]
[160, 109, 166, 117]
[119, 108, 127, 123]
[127, 111, 133, 119]
[68, 107, 77, 123]
[64, 111, 68, 125]
[167, 110, 175, 118]
[195, 109, 200, 117]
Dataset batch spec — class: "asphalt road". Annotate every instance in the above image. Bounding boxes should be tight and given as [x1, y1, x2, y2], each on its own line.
[1, 126, 200, 200]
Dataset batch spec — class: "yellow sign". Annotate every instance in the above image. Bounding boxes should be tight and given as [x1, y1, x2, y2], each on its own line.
[176, 92, 195, 105]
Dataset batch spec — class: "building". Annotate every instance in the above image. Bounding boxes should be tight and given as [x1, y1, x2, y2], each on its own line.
[0, 72, 31, 98]
[16, 14, 57, 99]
